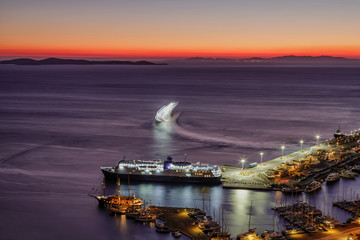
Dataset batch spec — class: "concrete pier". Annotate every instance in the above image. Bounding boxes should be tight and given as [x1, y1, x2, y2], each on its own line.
[221, 131, 360, 190]
[148, 206, 209, 240]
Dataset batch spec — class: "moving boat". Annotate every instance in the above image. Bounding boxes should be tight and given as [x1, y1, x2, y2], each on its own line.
[155, 101, 178, 122]
[101, 156, 222, 185]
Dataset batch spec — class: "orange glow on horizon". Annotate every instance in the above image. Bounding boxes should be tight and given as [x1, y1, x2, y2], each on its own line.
[1, 47, 360, 59]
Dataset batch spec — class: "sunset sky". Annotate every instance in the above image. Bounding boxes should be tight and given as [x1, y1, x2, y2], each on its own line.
[1, 0, 360, 58]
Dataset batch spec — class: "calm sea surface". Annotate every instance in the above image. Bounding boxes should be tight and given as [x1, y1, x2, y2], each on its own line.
[0, 64, 360, 239]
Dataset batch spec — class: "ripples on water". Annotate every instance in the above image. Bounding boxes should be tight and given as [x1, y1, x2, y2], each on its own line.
[0, 65, 360, 239]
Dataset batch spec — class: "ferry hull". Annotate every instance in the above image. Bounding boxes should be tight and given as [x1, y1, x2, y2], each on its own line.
[101, 169, 222, 185]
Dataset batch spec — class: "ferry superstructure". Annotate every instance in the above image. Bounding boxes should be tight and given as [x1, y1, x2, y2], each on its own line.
[155, 102, 178, 122]
[101, 156, 222, 184]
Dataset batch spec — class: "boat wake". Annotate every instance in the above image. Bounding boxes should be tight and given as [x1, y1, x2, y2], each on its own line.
[0, 167, 93, 179]
[0, 142, 119, 165]
[171, 114, 263, 149]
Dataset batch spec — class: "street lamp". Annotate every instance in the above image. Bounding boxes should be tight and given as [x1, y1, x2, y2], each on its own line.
[281, 145, 285, 159]
[316, 135, 320, 145]
[241, 158, 246, 169]
[300, 139, 304, 150]
[260, 152, 264, 164]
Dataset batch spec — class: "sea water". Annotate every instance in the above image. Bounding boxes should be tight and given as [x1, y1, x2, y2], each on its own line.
[0, 64, 360, 239]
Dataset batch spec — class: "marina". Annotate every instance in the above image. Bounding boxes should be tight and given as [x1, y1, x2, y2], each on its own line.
[89, 128, 360, 239]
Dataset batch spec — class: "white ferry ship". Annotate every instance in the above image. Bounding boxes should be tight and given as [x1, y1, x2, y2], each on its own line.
[101, 156, 222, 184]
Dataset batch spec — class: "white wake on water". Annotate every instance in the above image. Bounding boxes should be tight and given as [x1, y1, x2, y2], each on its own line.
[171, 113, 263, 149]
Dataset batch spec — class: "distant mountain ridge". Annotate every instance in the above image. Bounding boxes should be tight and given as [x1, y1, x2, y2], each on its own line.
[0, 57, 167, 65]
[185, 55, 360, 63]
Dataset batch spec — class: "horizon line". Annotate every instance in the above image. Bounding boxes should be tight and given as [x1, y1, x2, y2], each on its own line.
[1, 54, 360, 61]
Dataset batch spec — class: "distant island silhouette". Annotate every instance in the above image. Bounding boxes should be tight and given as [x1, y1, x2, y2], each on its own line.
[185, 55, 360, 64]
[0, 57, 167, 65]
[1, 56, 360, 66]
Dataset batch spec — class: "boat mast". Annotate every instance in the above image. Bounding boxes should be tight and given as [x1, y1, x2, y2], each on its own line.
[117, 177, 121, 208]
[272, 209, 275, 232]
[102, 178, 106, 196]
[128, 175, 130, 197]
[248, 201, 253, 231]
[202, 194, 205, 212]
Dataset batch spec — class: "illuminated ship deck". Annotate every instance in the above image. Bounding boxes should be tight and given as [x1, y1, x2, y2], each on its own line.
[101, 156, 222, 184]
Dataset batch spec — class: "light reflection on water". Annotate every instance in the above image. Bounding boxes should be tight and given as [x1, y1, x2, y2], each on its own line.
[103, 177, 360, 237]
[152, 120, 174, 158]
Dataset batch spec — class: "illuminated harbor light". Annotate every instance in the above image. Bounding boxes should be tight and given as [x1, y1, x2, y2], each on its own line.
[299, 139, 304, 150]
[260, 152, 264, 164]
[281, 145, 285, 158]
[240, 158, 246, 168]
[155, 101, 178, 122]
[315, 135, 320, 145]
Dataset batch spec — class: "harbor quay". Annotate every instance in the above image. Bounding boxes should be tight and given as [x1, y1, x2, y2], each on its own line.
[221, 129, 360, 191]
[148, 206, 209, 240]
[286, 223, 360, 240]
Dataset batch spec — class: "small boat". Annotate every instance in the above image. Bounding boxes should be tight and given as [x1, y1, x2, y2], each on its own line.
[237, 202, 262, 240]
[155, 219, 165, 228]
[236, 228, 261, 240]
[351, 165, 360, 173]
[155, 101, 178, 122]
[125, 211, 140, 218]
[156, 226, 170, 233]
[261, 230, 286, 240]
[304, 181, 322, 193]
[136, 210, 156, 222]
[304, 225, 317, 233]
[282, 227, 304, 235]
[326, 173, 340, 183]
[282, 186, 301, 193]
[172, 231, 181, 237]
[340, 171, 356, 179]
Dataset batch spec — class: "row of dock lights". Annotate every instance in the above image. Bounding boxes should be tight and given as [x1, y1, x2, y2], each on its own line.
[242, 134, 324, 167]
